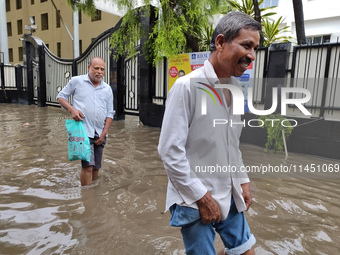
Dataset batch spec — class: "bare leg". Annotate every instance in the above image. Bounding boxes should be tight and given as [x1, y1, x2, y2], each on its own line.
[92, 169, 99, 181]
[80, 166, 94, 186]
[241, 247, 255, 255]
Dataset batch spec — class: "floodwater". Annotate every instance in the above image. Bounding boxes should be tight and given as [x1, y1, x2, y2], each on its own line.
[0, 103, 339, 255]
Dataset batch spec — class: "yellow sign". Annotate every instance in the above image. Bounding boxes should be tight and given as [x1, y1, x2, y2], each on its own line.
[168, 52, 210, 91]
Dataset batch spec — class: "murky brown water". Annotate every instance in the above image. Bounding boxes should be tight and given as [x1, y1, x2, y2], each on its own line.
[0, 103, 339, 255]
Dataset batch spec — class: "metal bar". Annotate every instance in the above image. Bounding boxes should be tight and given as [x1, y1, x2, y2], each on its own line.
[0, 62, 7, 100]
[303, 45, 312, 90]
[261, 47, 268, 103]
[314, 43, 324, 111]
[320, 44, 332, 118]
[308, 44, 322, 112]
[163, 57, 167, 105]
[137, 53, 140, 110]
[329, 45, 340, 114]
[254, 48, 262, 102]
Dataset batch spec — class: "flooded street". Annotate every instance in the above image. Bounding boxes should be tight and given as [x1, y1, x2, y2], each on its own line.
[0, 103, 339, 255]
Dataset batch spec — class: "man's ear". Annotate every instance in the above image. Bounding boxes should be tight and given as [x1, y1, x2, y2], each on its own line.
[215, 34, 225, 51]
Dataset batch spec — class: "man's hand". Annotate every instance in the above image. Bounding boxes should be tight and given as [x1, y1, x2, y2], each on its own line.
[197, 192, 221, 224]
[57, 98, 84, 121]
[241, 182, 253, 210]
[70, 108, 85, 121]
[95, 136, 105, 146]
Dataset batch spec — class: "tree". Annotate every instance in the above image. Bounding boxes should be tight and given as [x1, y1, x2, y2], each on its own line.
[252, 0, 261, 24]
[252, 0, 262, 46]
[226, 0, 292, 47]
[262, 17, 292, 46]
[65, 0, 227, 65]
[225, 0, 276, 19]
[292, 0, 306, 44]
[65, 0, 96, 16]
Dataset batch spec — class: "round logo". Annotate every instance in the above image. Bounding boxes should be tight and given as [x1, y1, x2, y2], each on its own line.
[169, 66, 178, 78]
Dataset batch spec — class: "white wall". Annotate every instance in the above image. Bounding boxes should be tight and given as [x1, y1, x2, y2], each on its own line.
[271, 0, 340, 43]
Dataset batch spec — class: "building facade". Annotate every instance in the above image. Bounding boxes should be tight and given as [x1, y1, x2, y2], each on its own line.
[264, 0, 340, 44]
[4, 0, 120, 65]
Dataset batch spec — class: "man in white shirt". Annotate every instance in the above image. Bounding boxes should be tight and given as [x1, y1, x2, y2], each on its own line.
[158, 12, 261, 255]
[57, 57, 115, 186]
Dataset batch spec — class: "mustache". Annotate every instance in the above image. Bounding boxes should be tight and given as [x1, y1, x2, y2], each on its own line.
[238, 57, 251, 65]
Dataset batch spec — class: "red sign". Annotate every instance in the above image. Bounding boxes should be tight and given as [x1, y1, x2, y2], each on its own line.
[169, 66, 178, 78]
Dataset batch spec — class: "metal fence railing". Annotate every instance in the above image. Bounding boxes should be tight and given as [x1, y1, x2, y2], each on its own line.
[289, 42, 340, 118]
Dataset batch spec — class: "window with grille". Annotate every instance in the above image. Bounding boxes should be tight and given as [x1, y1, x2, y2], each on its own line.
[17, 19, 23, 35]
[56, 10, 61, 28]
[9, 49, 13, 62]
[79, 10, 82, 24]
[18, 47, 23, 61]
[306, 35, 331, 44]
[6, 0, 10, 12]
[16, 0, 22, 10]
[7, 22, 12, 36]
[91, 10, 102, 22]
[41, 13, 49, 30]
[57, 42, 61, 57]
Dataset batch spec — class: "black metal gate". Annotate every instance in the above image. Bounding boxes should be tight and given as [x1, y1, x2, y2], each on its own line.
[124, 52, 140, 114]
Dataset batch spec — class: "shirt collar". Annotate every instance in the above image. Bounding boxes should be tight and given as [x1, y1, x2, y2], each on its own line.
[84, 73, 103, 88]
[204, 60, 219, 86]
[204, 60, 234, 86]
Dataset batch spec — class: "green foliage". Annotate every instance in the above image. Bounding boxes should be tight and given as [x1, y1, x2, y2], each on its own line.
[262, 17, 293, 46]
[225, 0, 276, 19]
[65, 0, 96, 17]
[68, 0, 227, 65]
[258, 114, 293, 152]
[194, 23, 214, 52]
[226, 0, 292, 47]
[109, 7, 144, 61]
[66, 0, 292, 63]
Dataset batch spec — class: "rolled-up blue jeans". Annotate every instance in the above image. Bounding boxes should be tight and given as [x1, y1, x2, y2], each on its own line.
[169, 197, 256, 255]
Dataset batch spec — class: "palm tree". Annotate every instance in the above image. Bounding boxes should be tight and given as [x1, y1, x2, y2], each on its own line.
[262, 17, 293, 46]
[226, 0, 292, 47]
[292, 0, 306, 44]
[252, 0, 261, 24]
[225, 0, 276, 19]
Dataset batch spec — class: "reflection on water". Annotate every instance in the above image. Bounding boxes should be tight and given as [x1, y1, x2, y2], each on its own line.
[0, 104, 339, 254]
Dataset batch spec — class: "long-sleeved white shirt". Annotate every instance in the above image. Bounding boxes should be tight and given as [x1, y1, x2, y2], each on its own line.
[158, 60, 250, 220]
[57, 74, 115, 138]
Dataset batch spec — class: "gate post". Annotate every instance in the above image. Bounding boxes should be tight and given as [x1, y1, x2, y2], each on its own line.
[22, 34, 47, 106]
[264, 42, 291, 113]
[23, 37, 35, 105]
[137, 5, 164, 127]
[37, 44, 46, 107]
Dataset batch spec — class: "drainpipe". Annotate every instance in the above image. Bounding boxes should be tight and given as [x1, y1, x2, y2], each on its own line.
[0, 0, 9, 64]
[73, 7, 80, 58]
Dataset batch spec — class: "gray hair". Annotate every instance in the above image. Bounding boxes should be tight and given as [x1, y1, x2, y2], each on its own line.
[210, 11, 261, 51]
[88, 57, 104, 66]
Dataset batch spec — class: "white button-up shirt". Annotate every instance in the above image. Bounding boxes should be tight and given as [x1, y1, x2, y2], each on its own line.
[57, 74, 115, 138]
[158, 60, 250, 220]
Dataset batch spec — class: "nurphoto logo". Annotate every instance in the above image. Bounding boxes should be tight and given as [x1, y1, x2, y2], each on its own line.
[196, 82, 312, 128]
